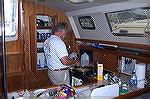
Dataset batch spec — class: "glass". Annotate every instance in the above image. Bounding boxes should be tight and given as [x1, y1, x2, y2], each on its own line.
[105, 7, 150, 37]
[78, 16, 96, 30]
[4, 0, 18, 37]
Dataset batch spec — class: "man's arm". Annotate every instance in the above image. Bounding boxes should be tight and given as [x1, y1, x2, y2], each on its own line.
[60, 56, 80, 66]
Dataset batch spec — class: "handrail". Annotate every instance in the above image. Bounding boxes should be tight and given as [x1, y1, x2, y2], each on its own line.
[75, 38, 150, 50]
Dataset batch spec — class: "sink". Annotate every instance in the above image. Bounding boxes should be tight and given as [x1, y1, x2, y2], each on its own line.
[91, 83, 119, 98]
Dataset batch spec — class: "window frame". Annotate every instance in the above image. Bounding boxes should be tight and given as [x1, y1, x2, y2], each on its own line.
[105, 7, 150, 37]
[3, 0, 19, 41]
[78, 16, 96, 30]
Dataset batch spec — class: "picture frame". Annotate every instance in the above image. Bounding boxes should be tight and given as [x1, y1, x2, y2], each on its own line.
[78, 16, 95, 30]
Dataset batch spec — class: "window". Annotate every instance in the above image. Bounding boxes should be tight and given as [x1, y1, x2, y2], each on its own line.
[105, 7, 150, 37]
[78, 16, 95, 30]
[0, 0, 18, 41]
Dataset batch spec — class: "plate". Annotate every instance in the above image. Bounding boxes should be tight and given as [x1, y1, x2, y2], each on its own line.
[31, 89, 48, 97]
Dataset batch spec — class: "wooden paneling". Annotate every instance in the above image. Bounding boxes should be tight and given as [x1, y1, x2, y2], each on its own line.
[103, 51, 118, 73]
[0, 74, 25, 93]
[81, 45, 119, 74]
[29, 70, 51, 89]
[6, 53, 23, 73]
[0, 52, 25, 93]
[0, 0, 25, 94]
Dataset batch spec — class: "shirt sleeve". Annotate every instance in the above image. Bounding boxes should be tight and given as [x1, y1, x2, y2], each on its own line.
[54, 40, 68, 59]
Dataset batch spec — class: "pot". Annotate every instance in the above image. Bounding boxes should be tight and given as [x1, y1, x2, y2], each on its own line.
[75, 67, 91, 73]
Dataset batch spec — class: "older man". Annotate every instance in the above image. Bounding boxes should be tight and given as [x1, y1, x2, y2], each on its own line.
[44, 22, 78, 85]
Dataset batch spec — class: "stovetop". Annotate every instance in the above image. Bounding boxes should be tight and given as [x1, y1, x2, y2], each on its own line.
[70, 67, 97, 83]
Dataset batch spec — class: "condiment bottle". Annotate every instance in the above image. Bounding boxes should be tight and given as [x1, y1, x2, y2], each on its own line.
[97, 62, 103, 81]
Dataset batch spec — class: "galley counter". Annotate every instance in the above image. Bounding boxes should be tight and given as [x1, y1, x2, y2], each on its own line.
[7, 73, 150, 99]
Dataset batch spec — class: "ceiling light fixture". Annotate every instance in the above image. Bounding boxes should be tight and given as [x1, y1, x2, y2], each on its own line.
[64, 0, 93, 4]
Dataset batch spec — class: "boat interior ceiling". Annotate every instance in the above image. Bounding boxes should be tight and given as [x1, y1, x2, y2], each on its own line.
[31, 0, 149, 12]
[30, 0, 150, 45]
[31, 0, 131, 12]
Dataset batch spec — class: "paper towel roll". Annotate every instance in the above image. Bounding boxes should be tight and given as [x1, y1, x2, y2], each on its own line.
[135, 63, 146, 88]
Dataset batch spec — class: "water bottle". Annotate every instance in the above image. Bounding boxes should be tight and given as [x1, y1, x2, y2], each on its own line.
[130, 69, 137, 87]
[80, 52, 89, 67]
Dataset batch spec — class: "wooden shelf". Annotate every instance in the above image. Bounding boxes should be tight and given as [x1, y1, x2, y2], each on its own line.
[0, 52, 23, 56]
[37, 39, 46, 42]
[76, 38, 150, 50]
[0, 72, 24, 77]
[37, 48, 44, 53]
[37, 26, 52, 29]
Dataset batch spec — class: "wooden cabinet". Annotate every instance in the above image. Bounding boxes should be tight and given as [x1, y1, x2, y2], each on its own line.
[29, 14, 58, 89]
[80, 45, 119, 74]
[103, 51, 118, 73]
[30, 14, 58, 71]
[93, 48, 118, 73]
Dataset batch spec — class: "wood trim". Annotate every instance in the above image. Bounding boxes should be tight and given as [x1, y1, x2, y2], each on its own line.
[0, 52, 23, 56]
[29, 14, 37, 73]
[114, 87, 150, 99]
[75, 38, 150, 50]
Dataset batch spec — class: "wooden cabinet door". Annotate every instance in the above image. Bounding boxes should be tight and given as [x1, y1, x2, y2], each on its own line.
[93, 50, 104, 64]
[93, 49, 119, 74]
[103, 51, 118, 73]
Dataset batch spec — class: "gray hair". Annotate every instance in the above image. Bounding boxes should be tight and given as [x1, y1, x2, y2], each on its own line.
[54, 22, 68, 33]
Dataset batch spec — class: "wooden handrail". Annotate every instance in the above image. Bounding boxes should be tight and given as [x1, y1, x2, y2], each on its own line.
[75, 38, 150, 50]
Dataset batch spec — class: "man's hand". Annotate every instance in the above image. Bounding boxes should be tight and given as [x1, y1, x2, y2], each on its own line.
[75, 59, 80, 67]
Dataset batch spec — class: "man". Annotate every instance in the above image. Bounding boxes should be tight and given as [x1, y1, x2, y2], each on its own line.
[44, 22, 78, 85]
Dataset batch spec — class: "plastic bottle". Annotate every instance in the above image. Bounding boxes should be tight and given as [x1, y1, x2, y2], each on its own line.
[80, 52, 89, 67]
[130, 69, 137, 87]
[69, 52, 77, 60]
[97, 62, 103, 81]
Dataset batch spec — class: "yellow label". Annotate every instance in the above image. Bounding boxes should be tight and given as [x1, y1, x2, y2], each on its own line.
[97, 64, 103, 81]
[97, 74, 103, 81]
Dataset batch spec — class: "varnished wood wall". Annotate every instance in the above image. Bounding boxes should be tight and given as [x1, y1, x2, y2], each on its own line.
[0, 0, 25, 95]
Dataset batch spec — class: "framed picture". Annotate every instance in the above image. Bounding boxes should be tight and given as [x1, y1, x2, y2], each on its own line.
[78, 16, 95, 30]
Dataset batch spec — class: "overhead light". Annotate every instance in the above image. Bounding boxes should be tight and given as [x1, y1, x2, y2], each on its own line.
[64, 0, 93, 4]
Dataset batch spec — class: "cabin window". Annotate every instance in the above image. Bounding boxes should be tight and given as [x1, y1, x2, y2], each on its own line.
[1, 0, 18, 41]
[105, 7, 150, 37]
[78, 16, 95, 30]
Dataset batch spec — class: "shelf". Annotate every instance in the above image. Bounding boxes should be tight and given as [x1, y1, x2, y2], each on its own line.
[0, 52, 23, 56]
[37, 67, 48, 70]
[35, 15, 56, 73]
[37, 39, 46, 42]
[37, 26, 52, 29]
[0, 71, 24, 77]
[37, 48, 44, 53]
